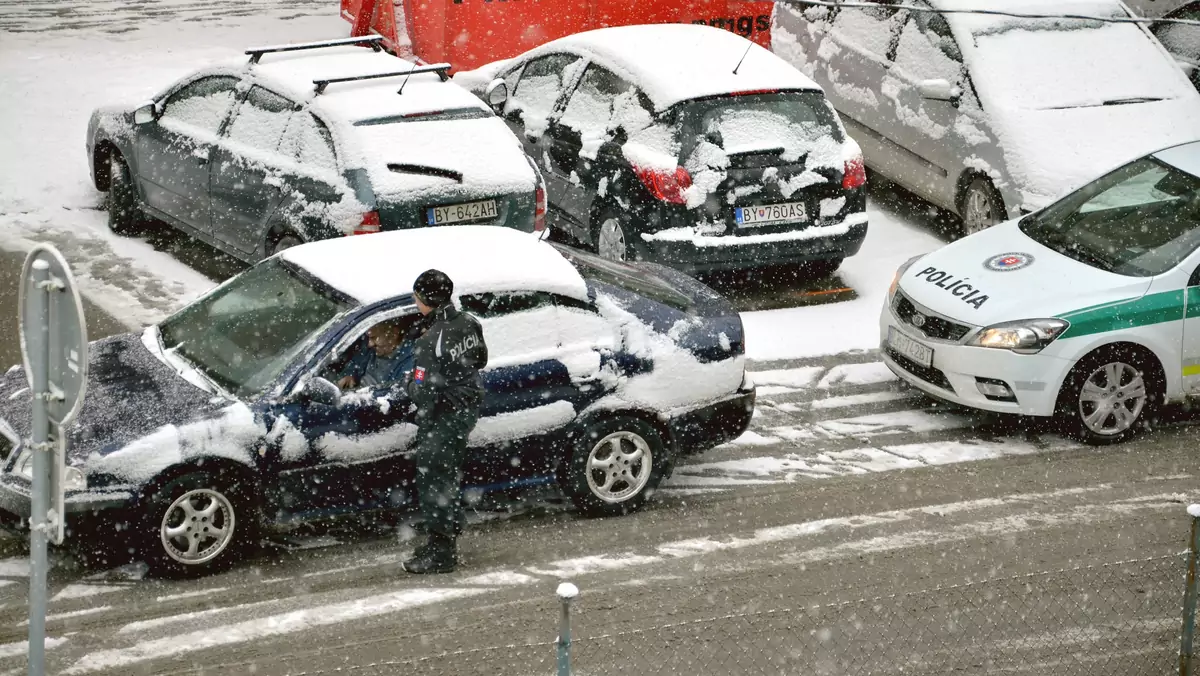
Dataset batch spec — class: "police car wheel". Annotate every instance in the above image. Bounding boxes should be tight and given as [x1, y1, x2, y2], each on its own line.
[1057, 350, 1158, 445]
[140, 470, 257, 578]
[107, 152, 143, 236]
[564, 416, 670, 517]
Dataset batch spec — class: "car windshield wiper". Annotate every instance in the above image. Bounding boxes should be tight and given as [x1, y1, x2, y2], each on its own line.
[1034, 228, 1116, 272]
[387, 163, 464, 182]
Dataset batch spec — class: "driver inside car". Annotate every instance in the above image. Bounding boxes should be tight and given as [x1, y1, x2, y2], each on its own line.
[335, 316, 424, 391]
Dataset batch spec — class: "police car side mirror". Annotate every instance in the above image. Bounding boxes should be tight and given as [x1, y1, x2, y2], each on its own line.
[297, 377, 340, 407]
[484, 79, 508, 114]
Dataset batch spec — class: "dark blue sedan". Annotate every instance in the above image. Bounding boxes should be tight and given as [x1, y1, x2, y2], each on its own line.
[0, 226, 753, 577]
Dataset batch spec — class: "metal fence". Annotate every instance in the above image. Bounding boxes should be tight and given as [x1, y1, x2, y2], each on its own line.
[171, 507, 1200, 676]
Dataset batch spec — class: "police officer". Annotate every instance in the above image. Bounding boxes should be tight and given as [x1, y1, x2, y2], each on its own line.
[402, 269, 488, 574]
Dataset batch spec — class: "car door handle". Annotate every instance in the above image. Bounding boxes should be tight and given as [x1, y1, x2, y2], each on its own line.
[191, 148, 209, 164]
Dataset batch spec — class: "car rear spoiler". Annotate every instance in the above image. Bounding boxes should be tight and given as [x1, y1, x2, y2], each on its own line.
[246, 35, 385, 65]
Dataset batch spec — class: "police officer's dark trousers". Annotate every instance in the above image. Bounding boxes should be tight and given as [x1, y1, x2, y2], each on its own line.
[412, 407, 479, 561]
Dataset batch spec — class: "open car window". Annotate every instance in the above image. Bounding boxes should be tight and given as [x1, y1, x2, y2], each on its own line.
[317, 306, 420, 384]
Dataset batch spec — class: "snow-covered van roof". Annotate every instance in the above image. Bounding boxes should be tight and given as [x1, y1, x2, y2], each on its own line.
[280, 226, 589, 305]
[250, 46, 490, 122]
[529, 24, 822, 111]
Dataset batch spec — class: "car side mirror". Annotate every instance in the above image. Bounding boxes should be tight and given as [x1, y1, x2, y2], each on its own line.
[133, 101, 158, 125]
[918, 79, 962, 104]
[484, 79, 508, 113]
[297, 376, 340, 407]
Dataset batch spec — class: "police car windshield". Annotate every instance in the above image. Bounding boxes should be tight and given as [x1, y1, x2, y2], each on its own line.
[1020, 157, 1200, 277]
[158, 258, 352, 398]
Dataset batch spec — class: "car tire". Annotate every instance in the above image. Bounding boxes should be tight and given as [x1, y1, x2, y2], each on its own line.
[140, 469, 257, 578]
[107, 152, 144, 236]
[958, 176, 1005, 237]
[1054, 347, 1159, 446]
[592, 208, 636, 262]
[563, 416, 671, 517]
[269, 233, 304, 257]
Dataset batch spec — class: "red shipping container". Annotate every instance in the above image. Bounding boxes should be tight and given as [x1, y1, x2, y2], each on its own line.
[341, 0, 775, 70]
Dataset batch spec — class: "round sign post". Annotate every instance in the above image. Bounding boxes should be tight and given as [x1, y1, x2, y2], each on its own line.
[18, 244, 87, 676]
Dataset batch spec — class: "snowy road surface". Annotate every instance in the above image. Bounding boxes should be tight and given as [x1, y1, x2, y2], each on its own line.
[0, 354, 1192, 673]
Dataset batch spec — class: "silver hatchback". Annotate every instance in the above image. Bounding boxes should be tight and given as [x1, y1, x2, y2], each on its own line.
[773, 0, 1200, 235]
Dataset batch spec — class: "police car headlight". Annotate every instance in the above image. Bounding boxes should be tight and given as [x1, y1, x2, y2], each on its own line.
[889, 254, 925, 300]
[969, 319, 1069, 353]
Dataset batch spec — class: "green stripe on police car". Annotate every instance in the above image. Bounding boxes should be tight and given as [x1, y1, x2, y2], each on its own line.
[1055, 289, 1187, 340]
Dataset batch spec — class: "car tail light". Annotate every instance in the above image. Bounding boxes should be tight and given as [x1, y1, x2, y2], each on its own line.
[353, 210, 382, 235]
[534, 185, 547, 232]
[634, 165, 692, 205]
[843, 155, 867, 190]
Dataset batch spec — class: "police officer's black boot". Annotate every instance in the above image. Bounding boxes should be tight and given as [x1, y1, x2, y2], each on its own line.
[402, 532, 457, 574]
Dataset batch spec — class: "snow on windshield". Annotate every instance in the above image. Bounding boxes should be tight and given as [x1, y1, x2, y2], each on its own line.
[351, 116, 535, 200]
[704, 108, 841, 164]
[966, 20, 1193, 110]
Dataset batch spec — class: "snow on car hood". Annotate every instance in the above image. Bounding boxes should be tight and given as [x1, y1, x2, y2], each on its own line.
[895, 220, 1154, 327]
[988, 98, 1200, 205]
[954, 12, 1200, 204]
[350, 116, 536, 202]
[0, 334, 245, 472]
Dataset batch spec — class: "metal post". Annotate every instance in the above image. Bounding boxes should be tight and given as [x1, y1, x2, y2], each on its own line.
[27, 259, 51, 676]
[556, 582, 578, 676]
[1180, 505, 1200, 676]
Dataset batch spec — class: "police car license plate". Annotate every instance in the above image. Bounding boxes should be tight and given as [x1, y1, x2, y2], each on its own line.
[735, 201, 807, 227]
[427, 199, 498, 225]
[888, 326, 934, 368]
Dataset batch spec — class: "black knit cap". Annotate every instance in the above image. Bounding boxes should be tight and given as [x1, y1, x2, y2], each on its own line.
[413, 268, 454, 308]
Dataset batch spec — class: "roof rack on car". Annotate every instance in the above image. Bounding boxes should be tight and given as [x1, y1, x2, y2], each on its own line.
[312, 63, 452, 94]
[246, 35, 385, 65]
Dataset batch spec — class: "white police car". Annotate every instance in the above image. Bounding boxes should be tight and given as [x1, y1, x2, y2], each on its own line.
[881, 140, 1200, 444]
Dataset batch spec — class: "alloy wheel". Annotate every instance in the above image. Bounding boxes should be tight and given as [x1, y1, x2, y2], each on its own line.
[160, 488, 236, 565]
[585, 431, 652, 503]
[597, 218, 628, 261]
[1077, 361, 1147, 436]
[963, 186, 998, 235]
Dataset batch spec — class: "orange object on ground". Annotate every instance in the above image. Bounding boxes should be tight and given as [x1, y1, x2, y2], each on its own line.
[341, 0, 775, 71]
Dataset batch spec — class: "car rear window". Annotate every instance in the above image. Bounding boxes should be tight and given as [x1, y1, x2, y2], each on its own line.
[553, 245, 695, 312]
[674, 91, 844, 162]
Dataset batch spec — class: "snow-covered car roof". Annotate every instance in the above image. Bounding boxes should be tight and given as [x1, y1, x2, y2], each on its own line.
[280, 226, 589, 305]
[250, 46, 491, 123]
[523, 24, 822, 111]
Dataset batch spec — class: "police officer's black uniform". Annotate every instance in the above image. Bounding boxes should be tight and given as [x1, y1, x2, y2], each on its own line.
[402, 269, 488, 574]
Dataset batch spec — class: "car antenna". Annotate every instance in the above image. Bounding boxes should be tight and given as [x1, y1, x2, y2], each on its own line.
[398, 63, 417, 95]
[732, 41, 753, 75]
